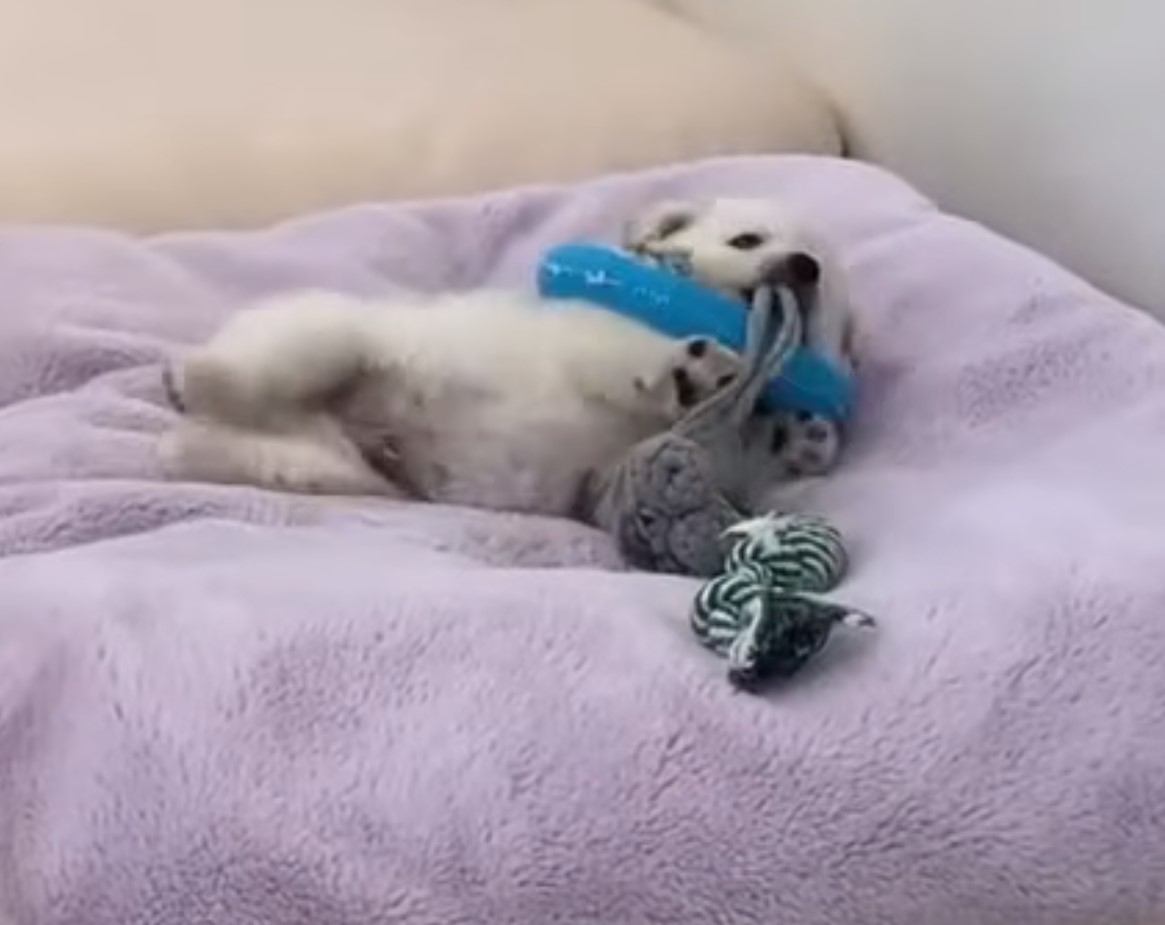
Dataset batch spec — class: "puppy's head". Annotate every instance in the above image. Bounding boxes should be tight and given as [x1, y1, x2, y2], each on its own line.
[624, 197, 821, 299]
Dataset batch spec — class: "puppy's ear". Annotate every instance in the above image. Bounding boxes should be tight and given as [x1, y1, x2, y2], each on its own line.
[623, 199, 699, 252]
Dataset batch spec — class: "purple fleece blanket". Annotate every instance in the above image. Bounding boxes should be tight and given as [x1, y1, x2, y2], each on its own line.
[2, 156, 1164, 925]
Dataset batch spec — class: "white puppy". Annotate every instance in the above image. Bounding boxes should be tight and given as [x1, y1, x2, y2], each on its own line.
[161, 288, 739, 514]
[160, 196, 854, 514]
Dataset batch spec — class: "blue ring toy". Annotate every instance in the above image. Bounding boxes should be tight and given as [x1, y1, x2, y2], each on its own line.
[537, 243, 854, 422]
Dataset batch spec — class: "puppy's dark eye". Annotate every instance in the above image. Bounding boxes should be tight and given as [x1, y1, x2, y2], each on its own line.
[727, 232, 767, 251]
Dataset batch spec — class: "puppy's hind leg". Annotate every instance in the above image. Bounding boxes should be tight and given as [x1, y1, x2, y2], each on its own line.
[159, 417, 410, 498]
[172, 291, 382, 426]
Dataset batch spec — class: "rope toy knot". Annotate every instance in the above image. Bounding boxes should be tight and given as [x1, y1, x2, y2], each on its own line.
[690, 512, 875, 690]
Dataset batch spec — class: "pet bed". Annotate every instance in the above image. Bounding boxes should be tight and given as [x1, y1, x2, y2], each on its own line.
[1, 156, 1164, 924]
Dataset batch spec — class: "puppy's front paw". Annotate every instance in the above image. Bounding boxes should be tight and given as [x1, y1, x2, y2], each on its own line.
[637, 336, 741, 419]
[766, 410, 841, 477]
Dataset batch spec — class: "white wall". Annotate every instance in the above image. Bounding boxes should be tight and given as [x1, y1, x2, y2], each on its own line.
[662, 0, 1165, 316]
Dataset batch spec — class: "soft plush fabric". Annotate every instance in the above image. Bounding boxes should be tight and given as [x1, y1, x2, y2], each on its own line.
[0, 0, 838, 232]
[2, 156, 1165, 925]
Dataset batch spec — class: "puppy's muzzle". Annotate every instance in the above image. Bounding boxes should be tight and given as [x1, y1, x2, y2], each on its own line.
[739, 250, 821, 311]
[762, 250, 820, 288]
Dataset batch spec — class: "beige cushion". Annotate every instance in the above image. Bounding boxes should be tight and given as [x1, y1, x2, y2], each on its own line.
[0, 0, 839, 232]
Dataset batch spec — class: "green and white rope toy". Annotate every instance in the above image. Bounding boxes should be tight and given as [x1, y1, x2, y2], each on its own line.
[691, 511, 876, 689]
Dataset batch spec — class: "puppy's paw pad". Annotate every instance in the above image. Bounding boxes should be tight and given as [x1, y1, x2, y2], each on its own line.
[636, 337, 741, 416]
[763, 411, 841, 476]
[685, 337, 710, 359]
[671, 367, 699, 408]
[671, 337, 740, 405]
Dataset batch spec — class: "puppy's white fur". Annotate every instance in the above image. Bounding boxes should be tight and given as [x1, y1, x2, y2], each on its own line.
[162, 288, 737, 513]
[161, 196, 854, 513]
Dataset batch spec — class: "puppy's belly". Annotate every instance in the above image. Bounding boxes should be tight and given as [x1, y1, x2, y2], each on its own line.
[395, 396, 650, 517]
[424, 436, 589, 515]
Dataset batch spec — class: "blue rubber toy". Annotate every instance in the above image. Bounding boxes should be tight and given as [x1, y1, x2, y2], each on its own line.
[537, 242, 855, 422]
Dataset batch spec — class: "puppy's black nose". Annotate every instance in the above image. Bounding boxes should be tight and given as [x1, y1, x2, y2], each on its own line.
[785, 251, 820, 286]
[759, 251, 821, 291]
